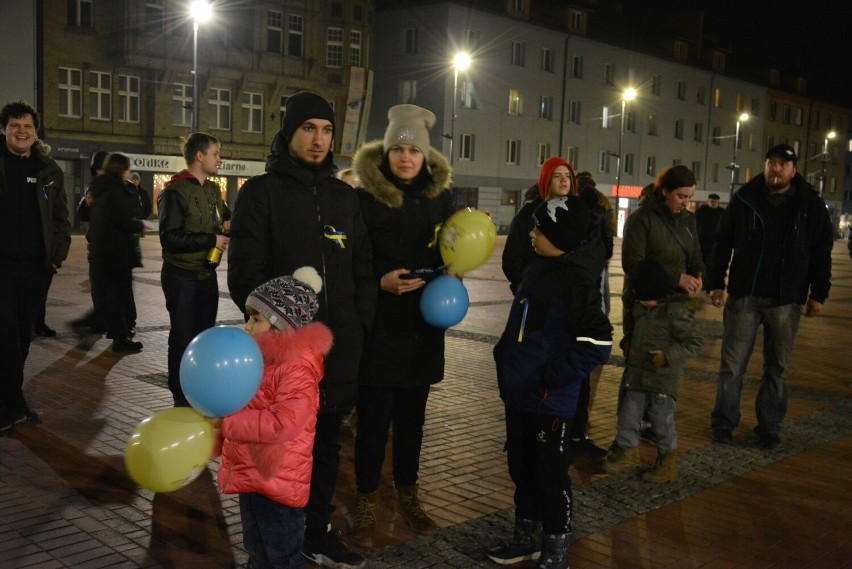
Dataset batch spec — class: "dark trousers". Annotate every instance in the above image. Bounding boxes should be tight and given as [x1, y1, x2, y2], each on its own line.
[240, 493, 305, 569]
[0, 259, 44, 413]
[504, 408, 574, 535]
[354, 384, 430, 492]
[35, 270, 54, 328]
[84, 263, 136, 332]
[161, 266, 218, 406]
[569, 374, 591, 439]
[100, 265, 134, 340]
[305, 412, 344, 536]
[88, 262, 107, 331]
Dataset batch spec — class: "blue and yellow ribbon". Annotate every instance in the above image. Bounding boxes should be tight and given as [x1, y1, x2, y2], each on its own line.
[323, 225, 347, 249]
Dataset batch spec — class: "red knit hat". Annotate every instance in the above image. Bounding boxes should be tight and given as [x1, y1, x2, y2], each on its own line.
[538, 157, 577, 200]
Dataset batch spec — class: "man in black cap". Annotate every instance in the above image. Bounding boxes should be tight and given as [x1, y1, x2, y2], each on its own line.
[695, 192, 725, 270]
[706, 144, 833, 450]
[228, 92, 375, 569]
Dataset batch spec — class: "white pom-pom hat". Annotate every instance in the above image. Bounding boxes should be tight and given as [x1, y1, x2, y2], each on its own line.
[245, 266, 323, 330]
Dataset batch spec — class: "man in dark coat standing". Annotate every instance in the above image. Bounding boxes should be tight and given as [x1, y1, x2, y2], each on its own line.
[228, 92, 375, 569]
[707, 145, 833, 450]
[695, 192, 725, 270]
[0, 100, 71, 431]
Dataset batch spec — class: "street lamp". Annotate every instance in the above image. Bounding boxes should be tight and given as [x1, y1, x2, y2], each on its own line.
[614, 87, 636, 197]
[449, 51, 471, 168]
[820, 130, 837, 196]
[729, 112, 749, 194]
[190, 0, 212, 133]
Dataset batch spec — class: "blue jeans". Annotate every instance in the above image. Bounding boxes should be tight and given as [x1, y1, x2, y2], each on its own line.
[240, 493, 305, 568]
[711, 296, 801, 436]
[160, 266, 218, 406]
[617, 389, 677, 453]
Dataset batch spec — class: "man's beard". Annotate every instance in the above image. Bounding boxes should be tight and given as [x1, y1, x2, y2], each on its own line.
[765, 175, 790, 193]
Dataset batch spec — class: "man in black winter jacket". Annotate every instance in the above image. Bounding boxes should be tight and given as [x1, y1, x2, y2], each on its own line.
[707, 144, 833, 450]
[227, 92, 375, 569]
[0, 100, 70, 432]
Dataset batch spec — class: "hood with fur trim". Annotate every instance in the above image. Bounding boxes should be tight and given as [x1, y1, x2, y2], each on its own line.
[352, 140, 452, 209]
[254, 321, 334, 366]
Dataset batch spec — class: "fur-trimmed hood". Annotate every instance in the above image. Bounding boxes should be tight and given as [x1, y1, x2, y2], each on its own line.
[352, 140, 452, 209]
[254, 321, 333, 367]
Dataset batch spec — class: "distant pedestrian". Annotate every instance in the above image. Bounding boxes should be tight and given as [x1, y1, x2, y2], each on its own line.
[695, 192, 724, 271]
[707, 145, 833, 449]
[603, 259, 703, 482]
[85, 153, 146, 353]
[70, 150, 109, 336]
[215, 267, 332, 569]
[158, 132, 230, 407]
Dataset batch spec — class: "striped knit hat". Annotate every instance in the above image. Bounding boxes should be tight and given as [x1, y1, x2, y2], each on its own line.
[245, 267, 323, 330]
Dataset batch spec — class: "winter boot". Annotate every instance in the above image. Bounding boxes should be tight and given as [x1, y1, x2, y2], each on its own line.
[396, 484, 438, 536]
[352, 491, 378, 547]
[538, 533, 570, 569]
[642, 451, 678, 483]
[603, 446, 640, 475]
[487, 516, 542, 564]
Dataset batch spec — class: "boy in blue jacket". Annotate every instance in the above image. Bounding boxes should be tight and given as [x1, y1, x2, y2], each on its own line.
[491, 196, 612, 569]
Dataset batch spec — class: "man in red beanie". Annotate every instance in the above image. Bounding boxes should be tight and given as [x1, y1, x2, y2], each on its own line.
[228, 92, 375, 569]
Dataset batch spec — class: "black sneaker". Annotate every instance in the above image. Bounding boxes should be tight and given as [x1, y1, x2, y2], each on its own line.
[112, 338, 143, 353]
[0, 408, 15, 432]
[712, 429, 733, 445]
[570, 436, 608, 461]
[0, 406, 37, 433]
[756, 432, 781, 450]
[34, 323, 57, 338]
[487, 540, 541, 565]
[303, 526, 365, 569]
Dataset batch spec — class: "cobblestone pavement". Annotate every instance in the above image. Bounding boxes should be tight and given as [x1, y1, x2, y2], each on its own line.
[1, 234, 850, 568]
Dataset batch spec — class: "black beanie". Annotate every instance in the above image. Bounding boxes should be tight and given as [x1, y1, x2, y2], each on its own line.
[280, 92, 336, 145]
[632, 259, 673, 301]
[533, 196, 591, 253]
[90, 151, 108, 176]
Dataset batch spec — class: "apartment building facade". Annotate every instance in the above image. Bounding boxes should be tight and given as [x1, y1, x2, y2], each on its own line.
[39, 0, 374, 225]
[370, 0, 849, 231]
[14, 0, 850, 232]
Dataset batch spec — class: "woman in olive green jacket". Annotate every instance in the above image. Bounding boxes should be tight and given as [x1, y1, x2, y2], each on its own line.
[621, 165, 705, 343]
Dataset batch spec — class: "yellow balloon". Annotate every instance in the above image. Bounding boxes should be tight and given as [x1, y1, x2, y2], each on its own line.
[124, 407, 214, 493]
[439, 208, 497, 274]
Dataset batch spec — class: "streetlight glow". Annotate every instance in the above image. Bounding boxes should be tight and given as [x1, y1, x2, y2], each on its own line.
[820, 130, 838, 196]
[729, 112, 750, 194]
[615, 87, 636, 198]
[190, 1, 212, 133]
[453, 52, 471, 73]
[449, 51, 472, 168]
[190, 1, 212, 23]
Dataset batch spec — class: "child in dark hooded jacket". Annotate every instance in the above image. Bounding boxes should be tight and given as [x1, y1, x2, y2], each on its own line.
[491, 195, 612, 569]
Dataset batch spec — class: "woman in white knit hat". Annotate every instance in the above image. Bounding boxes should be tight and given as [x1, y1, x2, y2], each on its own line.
[350, 104, 454, 547]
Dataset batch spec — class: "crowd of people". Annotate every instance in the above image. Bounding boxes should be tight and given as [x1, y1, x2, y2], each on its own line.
[0, 94, 836, 569]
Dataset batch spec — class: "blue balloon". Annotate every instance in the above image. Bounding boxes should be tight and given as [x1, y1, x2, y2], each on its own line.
[420, 275, 469, 329]
[179, 326, 264, 417]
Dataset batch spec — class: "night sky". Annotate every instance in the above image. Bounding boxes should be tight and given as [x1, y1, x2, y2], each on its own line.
[618, 0, 852, 108]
